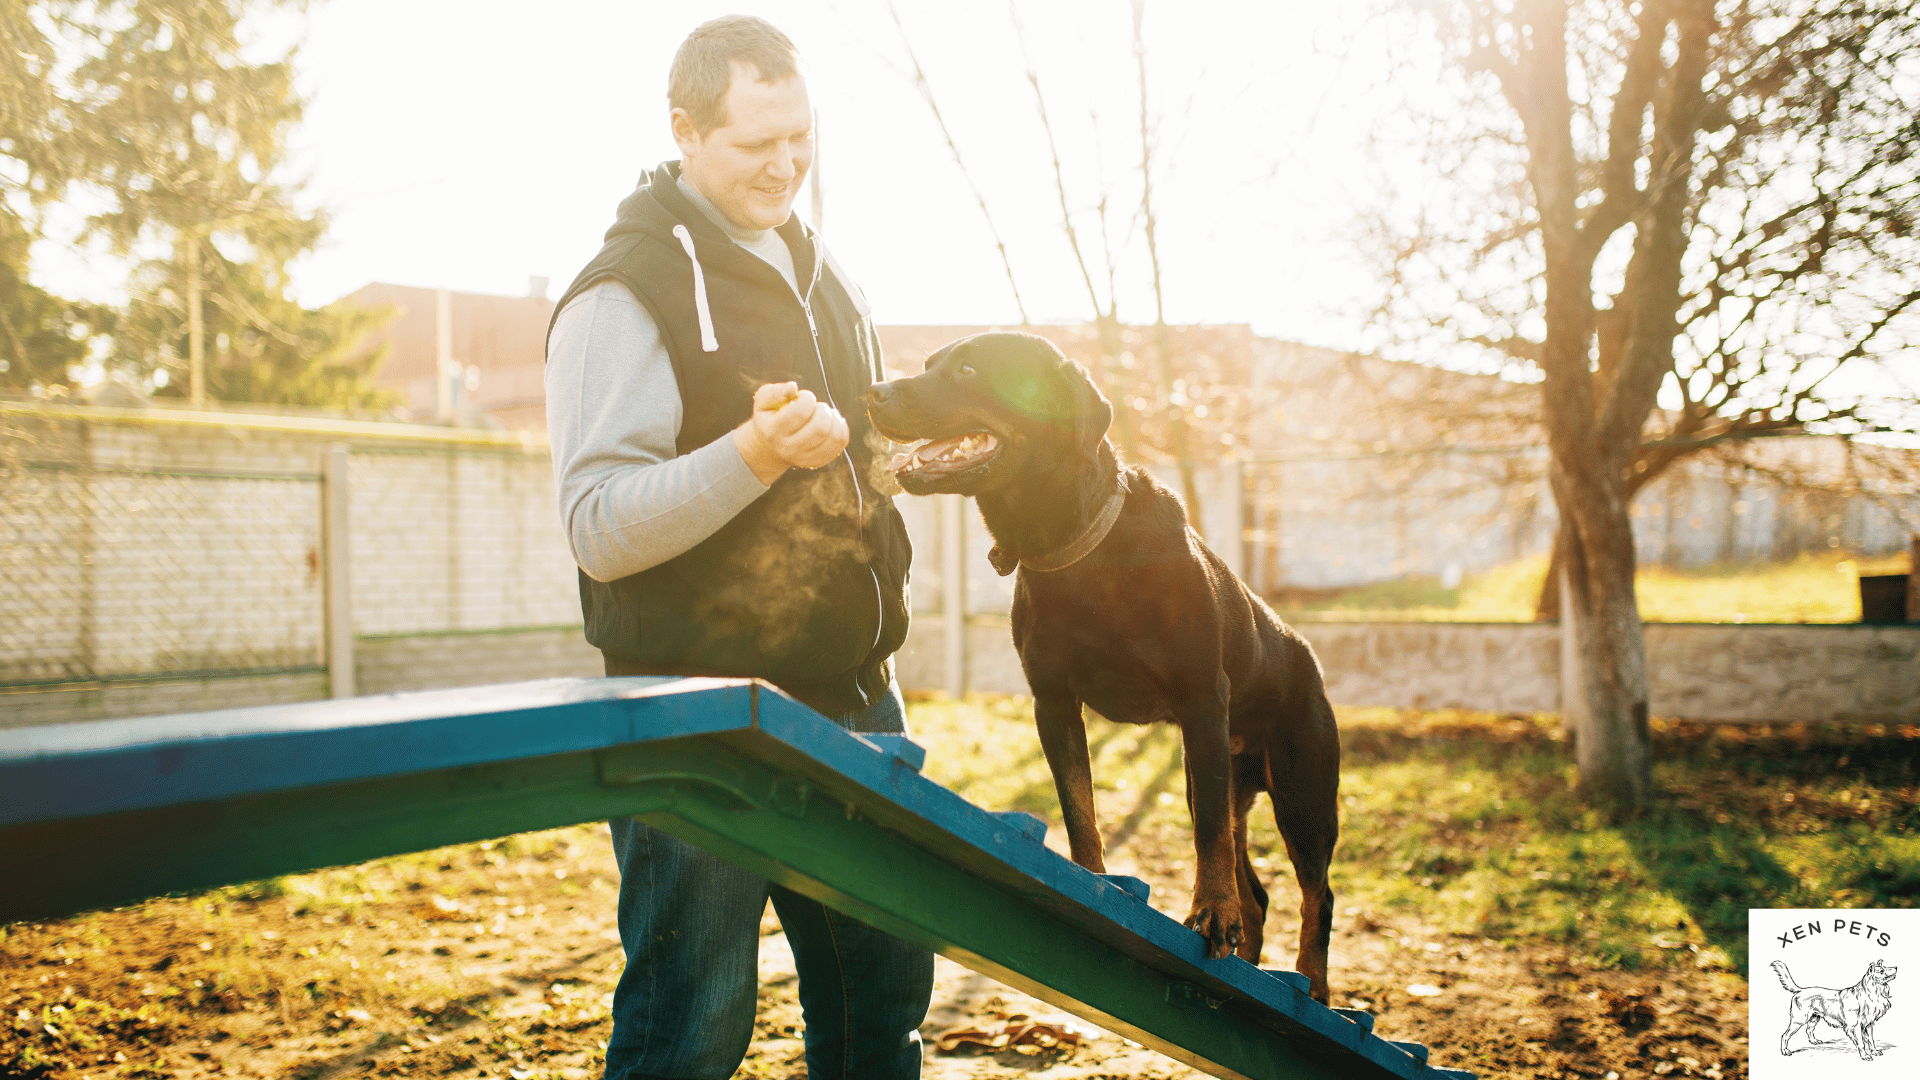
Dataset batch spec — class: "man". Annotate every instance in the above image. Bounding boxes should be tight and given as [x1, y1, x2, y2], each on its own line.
[543, 16, 931, 1080]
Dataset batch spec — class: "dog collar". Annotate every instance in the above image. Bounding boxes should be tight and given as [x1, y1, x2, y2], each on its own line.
[989, 486, 1128, 576]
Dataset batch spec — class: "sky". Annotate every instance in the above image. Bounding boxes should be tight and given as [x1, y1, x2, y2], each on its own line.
[25, 0, 1908, 428]
[34, 0, 1398, 349]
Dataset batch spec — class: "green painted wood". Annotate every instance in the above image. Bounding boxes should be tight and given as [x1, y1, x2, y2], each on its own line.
[2, 747, 631, 919]
[5, 736, 1376, 1080]
[2, 680, 1453, 1080]
[613, 741, 1359, 1080]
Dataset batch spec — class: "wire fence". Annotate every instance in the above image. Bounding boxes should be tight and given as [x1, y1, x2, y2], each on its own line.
[3, 401, 1913, 706]
[348, 447, 578, 637]
[1, 405, 574, 696]
[1, 460, 324, 685]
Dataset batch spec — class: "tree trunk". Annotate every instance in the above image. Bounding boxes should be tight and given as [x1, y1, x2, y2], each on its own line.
[1553, 466, 1652, 812]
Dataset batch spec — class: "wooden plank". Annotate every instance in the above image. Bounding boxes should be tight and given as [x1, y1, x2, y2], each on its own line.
[0, 678, 1472, 1080]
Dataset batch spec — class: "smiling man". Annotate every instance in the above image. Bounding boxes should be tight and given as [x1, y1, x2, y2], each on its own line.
[543, 15, 928, 1080]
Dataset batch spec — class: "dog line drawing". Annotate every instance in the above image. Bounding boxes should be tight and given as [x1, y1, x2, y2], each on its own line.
[1771, 958, 1897, 1060]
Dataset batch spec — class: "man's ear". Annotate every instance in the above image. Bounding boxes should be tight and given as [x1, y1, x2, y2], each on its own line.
[671, 107, 701, 156]
[1059, 358, 1113, 458]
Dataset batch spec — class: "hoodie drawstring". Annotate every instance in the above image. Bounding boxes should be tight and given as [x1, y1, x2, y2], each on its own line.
[671, 224, 719, 352]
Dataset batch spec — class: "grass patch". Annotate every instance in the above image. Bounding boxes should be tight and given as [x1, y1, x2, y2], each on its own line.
[912, 698, 1920, 977]
[1311, 710, 1919, 972]
[1277, 549, 1909, 623]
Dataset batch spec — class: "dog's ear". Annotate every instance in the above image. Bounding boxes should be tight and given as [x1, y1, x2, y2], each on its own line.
[1058, 358, 1113, 458]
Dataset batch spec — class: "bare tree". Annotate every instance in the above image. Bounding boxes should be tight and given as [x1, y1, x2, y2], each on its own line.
[1131, 0, 1204, 523]
[886, 0, 1031, 325]
[1365, 0, 1920, 810]
[882, 1, 1223, 526]
[1006, 0, 1141, 458]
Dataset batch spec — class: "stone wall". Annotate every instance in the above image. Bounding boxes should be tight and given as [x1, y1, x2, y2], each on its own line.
[353, 629, 603, 696]
[7, 613, 1911, 730]
[1642, 623, 1919, 724]
[0, 628, 602, 727]
[900, 617, 1920, 725]
[0, 671, 329, 728]
[1301, 622, 1564, 714]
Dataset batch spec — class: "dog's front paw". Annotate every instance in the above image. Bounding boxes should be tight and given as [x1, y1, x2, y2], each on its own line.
[1185, 895, 1244, 960]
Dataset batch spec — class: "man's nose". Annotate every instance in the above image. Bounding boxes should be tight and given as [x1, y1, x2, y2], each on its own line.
[766, 146, 796, 182]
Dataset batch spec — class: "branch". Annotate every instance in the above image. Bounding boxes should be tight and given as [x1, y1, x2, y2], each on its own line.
[1575, 0, 1666, 262]
[885, 0, 1030, 324]
[1463, 333, 1544, 364]
[1009, 0, 1109, 321]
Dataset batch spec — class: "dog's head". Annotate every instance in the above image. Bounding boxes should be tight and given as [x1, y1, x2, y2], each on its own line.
[1868, 959, 1898, 984]
[865, 331, 1112, 497]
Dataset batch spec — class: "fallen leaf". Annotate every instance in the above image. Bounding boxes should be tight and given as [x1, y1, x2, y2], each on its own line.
[417, 895, 469, 921]
[935, 1019, 1084, 1054]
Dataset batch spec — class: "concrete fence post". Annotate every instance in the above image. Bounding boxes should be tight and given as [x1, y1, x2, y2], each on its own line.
[942, 493, 967, 698]
[323, 444, 356, 698]
[1219, 458, 1246, 580]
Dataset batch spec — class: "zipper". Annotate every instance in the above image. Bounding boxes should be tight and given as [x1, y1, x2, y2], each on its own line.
[800, 268, 883, 708]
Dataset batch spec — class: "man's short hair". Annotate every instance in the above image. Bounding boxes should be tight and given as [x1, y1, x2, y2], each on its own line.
[669, 16, 800, 135]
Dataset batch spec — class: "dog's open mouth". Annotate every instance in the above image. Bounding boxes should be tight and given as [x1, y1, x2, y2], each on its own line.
[887, 432, 1001, 477]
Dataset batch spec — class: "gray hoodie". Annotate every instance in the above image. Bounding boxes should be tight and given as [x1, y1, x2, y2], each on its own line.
[544, 179, 809, 583]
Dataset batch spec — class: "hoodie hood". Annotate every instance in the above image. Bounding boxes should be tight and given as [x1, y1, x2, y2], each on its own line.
[549, 161, 824, 349]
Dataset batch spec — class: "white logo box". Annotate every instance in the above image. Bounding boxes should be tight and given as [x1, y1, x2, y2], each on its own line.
[1749, 908, 1915, 1078]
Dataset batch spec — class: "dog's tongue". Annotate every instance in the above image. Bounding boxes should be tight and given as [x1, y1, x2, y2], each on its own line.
[888, 433, 998, 473]
[887, 439, 931, 472]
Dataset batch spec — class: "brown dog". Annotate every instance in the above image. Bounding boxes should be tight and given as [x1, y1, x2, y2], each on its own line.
[1773, 958, 1897, 1060]
[866, 331, 1340, 1001]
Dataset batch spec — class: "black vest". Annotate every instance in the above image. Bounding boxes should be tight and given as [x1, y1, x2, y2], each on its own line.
[549, 162, 911, 716]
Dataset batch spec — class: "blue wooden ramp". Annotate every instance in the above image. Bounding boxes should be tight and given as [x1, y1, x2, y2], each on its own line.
[0, 677, 1475, 1080]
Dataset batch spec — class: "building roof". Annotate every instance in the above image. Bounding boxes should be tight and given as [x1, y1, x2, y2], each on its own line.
[350, 282, 555, 429]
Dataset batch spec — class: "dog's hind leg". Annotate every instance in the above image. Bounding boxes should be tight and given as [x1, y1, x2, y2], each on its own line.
[1273, 812, 1335, 1004]
[1266, 698, 1340, 1004]
[1231, 751, 1270, 965]
[1781, 1001, 1818, 1055]
[1779, 1017, 1802, 1056]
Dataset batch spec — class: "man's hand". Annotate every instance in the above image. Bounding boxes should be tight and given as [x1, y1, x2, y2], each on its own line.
[733, 381, 850, 485]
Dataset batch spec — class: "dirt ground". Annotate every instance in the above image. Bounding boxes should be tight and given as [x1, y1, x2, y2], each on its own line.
[0, 829, 1747, 1080]
[3, 700, 1761, 1080]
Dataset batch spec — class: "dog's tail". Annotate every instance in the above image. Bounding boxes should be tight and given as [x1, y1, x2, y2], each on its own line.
[1771, 960, 1802, 993]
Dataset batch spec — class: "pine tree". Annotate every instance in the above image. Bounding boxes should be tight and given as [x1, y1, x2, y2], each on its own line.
[0, 0, 110, 391]
[63, 0, 393, 409]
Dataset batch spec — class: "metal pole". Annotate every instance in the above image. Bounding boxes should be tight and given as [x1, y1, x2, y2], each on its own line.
[1219, 458, 1245, 578]
[942, 493, 967, 698]
[323, 444, 356, 698]
[186, 236, 205, 409]
[435, 288, 453, 421]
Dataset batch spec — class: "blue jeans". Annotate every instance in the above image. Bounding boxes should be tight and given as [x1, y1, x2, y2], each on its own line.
[604, 682, 934, 1080]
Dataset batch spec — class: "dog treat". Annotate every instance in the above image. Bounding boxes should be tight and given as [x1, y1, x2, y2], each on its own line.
[757, 385, 802, 411]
